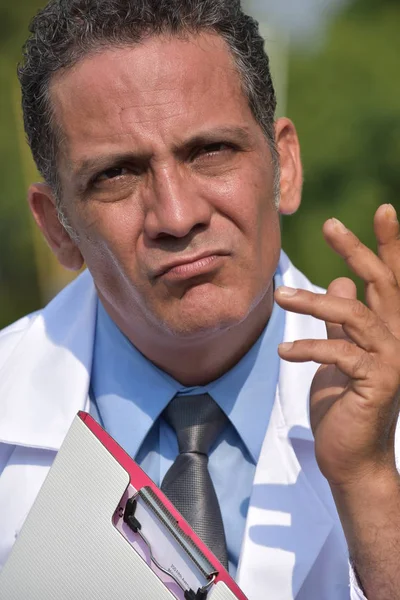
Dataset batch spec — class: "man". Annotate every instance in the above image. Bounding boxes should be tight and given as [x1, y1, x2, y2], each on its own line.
[0, 0, 399, 598]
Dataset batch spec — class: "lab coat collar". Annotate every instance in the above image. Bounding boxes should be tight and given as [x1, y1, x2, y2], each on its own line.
[0, 270, 97, 451]
[0, 251, 321, 452]
[278, 250, 324, 444]
[236, 252, 334, 599]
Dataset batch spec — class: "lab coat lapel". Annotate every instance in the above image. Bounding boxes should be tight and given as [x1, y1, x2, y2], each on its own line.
[236, 255, 334, 599]
[0, 270, 97, 451]
[0, 445, 56, 568]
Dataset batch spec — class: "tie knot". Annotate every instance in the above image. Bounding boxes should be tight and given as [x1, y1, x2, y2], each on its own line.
[163, 393, 227, 455]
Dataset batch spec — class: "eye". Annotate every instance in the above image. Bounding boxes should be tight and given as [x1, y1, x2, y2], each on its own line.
[96, 167, 128, 182]
[201, 142, 231, 156]
[190, 142, 236, 170]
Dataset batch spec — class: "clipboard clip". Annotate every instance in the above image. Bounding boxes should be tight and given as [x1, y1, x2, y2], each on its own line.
[124, 488, 217, 599]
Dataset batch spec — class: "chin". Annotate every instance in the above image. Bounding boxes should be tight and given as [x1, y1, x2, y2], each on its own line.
[155, 289, 255, 341]
[162, 314, 240, 340]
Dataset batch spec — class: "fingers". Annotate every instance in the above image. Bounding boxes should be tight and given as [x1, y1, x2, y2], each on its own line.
[275, 286, 397, 354]
[278, 338, 369, 380]
[327, 277, 357, 300]
[325, 278, 357, 340]
[374, 204, 400, 283]
[323, 217, 397, 289]
[278, 338, 400, 398]
[322, 215, 400, 330]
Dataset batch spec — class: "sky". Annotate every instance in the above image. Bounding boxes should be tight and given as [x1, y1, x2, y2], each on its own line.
[242, 0, 351, 43]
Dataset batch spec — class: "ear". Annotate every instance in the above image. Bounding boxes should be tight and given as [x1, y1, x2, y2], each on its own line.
[28, 183, 84, 271]
[274, 118, 303, 216]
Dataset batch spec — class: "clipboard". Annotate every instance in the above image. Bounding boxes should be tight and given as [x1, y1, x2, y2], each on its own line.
[0, 412, 248, 600]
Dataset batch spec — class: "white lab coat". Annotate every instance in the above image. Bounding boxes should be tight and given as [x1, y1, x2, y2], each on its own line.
[0, 252, 366, 599]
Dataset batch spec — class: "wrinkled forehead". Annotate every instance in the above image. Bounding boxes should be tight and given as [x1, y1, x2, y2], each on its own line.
[49, 32, 255, 158]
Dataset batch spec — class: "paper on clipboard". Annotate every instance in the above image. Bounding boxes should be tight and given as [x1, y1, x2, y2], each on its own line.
[0, 412, 248, 600]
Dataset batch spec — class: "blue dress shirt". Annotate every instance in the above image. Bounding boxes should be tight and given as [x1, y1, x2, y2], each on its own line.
[90, 271, 285, 577]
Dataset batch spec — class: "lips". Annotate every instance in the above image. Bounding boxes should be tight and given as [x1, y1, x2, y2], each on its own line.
[155, 251, 228, 279]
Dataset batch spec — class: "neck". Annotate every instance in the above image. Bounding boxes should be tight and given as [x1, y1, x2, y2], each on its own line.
[102, 285, 275, 386]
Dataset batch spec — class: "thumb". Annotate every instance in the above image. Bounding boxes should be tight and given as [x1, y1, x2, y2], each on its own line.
[325, 277, 357, 340]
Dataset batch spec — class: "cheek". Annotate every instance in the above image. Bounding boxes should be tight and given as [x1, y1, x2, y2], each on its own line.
[232, 180, 281, 281]
[221, 176, 279, 248]
[212, 162, 276, 220]
[73, 203, 145, 274]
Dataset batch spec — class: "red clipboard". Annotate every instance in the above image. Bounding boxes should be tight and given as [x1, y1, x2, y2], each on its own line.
[0, 411, 248, 600]
[79, 411, 248, 600]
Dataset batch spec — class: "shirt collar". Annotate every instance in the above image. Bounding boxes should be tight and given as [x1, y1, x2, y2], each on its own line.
[206, 270, 285, 463]
[92, 302, 178, 458]
[92, 270, 285, 463]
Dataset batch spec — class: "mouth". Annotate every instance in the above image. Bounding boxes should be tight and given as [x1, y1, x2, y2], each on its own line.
[156, 252, 229, 281]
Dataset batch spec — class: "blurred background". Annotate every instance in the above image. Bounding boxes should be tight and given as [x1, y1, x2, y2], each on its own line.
[0, 0, 399, 328]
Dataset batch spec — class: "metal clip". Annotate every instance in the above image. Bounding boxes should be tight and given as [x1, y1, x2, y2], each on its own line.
[123, 492, 216, 599]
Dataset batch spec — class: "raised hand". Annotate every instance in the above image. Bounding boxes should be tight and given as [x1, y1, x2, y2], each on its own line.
[275, 203, 400, 598]
[275, 204, 400, 488]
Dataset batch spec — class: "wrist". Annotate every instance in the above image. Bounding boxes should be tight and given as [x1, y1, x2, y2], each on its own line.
[328, 461, 400, 499]
[329, 465, 400, 599]
[329, 464, 400, 528]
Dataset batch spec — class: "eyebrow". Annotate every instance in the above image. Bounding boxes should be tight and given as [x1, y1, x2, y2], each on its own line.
[177, 126, 253, 152]
[72, 125, 253, 184]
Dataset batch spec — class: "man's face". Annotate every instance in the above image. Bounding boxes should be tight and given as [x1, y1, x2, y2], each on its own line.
[49, 34, 296, 340]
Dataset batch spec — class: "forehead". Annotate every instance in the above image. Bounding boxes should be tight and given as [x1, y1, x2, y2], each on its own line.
[50, 33, 260, 163]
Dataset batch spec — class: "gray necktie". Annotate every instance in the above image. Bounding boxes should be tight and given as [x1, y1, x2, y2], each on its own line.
[161, 393, 229, 569]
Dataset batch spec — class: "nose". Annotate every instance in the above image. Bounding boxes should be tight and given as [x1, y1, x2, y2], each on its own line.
[144, 164, 212, 240]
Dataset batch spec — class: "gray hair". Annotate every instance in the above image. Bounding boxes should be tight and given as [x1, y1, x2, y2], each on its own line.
[18, 0, 279, 221]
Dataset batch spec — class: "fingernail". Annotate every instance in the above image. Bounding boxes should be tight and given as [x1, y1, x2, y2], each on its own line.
[384, 204, 398, 222]
[330, 217, 348, 234]
[277, 286, 298, 297]
[279, 342, 294, 352]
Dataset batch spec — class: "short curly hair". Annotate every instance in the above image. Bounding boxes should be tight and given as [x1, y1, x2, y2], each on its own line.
[18, 0, 277, 204]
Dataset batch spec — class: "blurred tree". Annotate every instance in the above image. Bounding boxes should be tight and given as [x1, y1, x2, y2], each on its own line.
[0, 1, 44, 328]
[0, 0, 77, 328]
[283, 0, 400, 295]
[0, 57, 41, 328]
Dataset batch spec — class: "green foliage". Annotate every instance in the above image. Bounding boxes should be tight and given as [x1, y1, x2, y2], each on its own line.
[0, 59, 41, 328]
[0, 0, 50, 328]
[284, 0, 400, 295]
